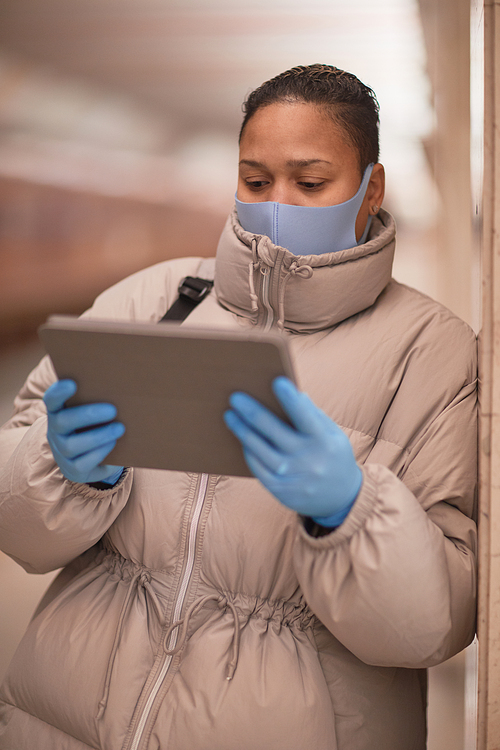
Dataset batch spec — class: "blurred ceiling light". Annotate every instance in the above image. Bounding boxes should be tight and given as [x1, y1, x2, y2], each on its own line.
[0, 0, 435, 224]
[0, 134, 178, 203]
[0, 53, 170, 151]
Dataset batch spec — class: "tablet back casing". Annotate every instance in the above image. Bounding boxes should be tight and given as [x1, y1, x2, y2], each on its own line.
[39, 317, 296, 477]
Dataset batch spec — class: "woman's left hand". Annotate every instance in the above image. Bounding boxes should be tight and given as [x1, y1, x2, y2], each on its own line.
[224, 377, 362, 527]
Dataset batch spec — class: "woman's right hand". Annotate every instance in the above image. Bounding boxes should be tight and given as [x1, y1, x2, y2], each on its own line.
[43, 379, 125, 485]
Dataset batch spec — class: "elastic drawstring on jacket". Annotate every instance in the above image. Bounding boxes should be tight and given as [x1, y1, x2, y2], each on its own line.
[248, 238, 314, 330]
[276, 261, 313, 331]
[163, 594, 241, 681]
[97, 570, 165, 719]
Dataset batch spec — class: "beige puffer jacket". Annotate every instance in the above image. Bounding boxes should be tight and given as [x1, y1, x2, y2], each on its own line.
[0, 209, 477, 750]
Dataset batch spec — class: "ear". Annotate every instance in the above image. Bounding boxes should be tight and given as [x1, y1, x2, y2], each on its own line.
[366, 163, 385, 214]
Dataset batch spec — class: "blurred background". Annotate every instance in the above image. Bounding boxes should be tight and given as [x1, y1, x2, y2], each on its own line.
[0, 0, 479, 748]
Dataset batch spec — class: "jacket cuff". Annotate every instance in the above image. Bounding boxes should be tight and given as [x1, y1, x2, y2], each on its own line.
[65, 466, 132, 499]
[88, 467, 126, 491]
[301, 516, 338, 538]
[296, 468, 378, 549]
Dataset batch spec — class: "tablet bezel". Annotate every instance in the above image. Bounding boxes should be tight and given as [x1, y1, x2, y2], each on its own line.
[39, 316, 296, 477]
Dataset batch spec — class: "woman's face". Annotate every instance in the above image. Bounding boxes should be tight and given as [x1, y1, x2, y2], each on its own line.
[237, 101, 384, 241]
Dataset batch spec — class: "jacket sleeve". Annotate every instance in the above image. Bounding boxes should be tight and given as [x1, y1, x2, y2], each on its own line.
[0, 352, 134, 574]
[0, 258, 204, 574]
[292, 377, 477, 669]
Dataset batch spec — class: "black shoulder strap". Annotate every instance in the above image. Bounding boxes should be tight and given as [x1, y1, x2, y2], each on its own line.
[159, 276, 214, 323]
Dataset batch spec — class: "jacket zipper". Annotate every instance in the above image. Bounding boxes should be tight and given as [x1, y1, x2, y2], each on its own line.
[128, 473, 210, 750]
[260, 250, 284, 331]
[260, 268, 274, 331]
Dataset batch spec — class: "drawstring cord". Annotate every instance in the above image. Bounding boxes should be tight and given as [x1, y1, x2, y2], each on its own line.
[97, 570, 165, 719]
[247, 238, 313, 331]
[276, 261, 313, 331]
[97, 563, 242, 722]
[163, 594, 241, 681]
[98, 579, 240, 719]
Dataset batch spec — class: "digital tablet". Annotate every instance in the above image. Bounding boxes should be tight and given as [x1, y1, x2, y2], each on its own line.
[38, 316, 296, 477]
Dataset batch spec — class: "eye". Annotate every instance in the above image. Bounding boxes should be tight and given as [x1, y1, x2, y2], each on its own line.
[245, 179, 270, 190]
[298, 181, 324, 190]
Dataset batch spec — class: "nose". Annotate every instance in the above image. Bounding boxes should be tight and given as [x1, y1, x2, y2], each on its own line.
[266, 181, 297, 205]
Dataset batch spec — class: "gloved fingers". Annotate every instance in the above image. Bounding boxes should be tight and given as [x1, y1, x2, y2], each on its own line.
[48, 402, 119, 436]
[242, 449, 305, 510]
[224, 409, 294, 473]
[43, 379, 77, 413]
[49, 434, 124, 484]
[272, 377, 336, 436]
[68, 440, 121, 481]
[242, 447, 279, 487]
[228, 391, 300, 452]
[51, 421, 125, 459]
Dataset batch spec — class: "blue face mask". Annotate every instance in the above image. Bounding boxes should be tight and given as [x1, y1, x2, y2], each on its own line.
[235, 163, 374, 256]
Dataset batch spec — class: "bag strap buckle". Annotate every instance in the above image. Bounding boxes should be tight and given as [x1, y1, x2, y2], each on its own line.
[159, 275, 214, 323]
[178, 276, 214, 303]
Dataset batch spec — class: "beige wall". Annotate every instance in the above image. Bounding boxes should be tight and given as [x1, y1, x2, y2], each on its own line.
[478, 0, 500, 745]
[418, 1, 480, 748]
[418, 0, 477, 330]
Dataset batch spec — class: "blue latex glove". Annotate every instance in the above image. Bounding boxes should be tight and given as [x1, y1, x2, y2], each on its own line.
[224, 377, 362, 527]
[43, 379, 125, 486]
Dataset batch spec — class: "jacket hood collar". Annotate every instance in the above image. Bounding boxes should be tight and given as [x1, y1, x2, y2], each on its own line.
[214, 206, 396, 333]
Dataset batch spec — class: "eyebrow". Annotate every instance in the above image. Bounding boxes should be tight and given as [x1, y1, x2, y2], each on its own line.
[239, 159, 332, 168]
[287, 159, 332, 167]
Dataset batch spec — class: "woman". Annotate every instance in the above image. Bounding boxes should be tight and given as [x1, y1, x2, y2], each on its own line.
[0, 64, 477, 750]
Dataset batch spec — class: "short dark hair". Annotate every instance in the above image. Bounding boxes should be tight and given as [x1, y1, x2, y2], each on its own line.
[239, 63, 380, 172]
